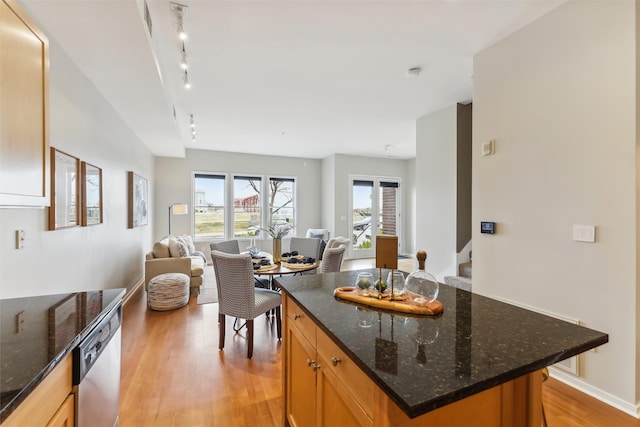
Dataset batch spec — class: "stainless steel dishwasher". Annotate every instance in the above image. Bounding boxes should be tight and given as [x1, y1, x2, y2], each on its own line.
[73, 302, 122, 427]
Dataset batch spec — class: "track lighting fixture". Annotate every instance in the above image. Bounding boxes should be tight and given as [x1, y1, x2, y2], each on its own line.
[180, 43, 188, 70]
[190, 114, 196, 142]
[178, 23, 187, 41]
[171, 3, 189, 40]
[183, 71, 191, 89]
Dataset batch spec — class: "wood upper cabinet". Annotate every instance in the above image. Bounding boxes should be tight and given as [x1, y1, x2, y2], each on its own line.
[0, 0, 50, 207]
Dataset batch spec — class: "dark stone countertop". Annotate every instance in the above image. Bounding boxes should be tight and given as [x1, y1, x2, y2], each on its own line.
[0, 288, 125, 422]
[275, 269, 608, 418]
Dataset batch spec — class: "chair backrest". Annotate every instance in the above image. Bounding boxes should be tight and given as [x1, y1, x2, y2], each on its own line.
[210, 250, 254, 318]
[306, 228, 329, 240]
[289, 237, 322, 260]
[318, 245, 345, 274]
[210, 239, 240, 254]
[326, 236, 351, 250]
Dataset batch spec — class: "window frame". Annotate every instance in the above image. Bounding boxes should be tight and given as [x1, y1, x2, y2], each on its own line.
[267, 175, 297, 239]
[191, 172, 297, 241]
[192, 172, 228, 241]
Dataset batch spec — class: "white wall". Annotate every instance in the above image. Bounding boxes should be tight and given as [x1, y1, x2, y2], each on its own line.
[0, 38, 154, 299]
[416, 105, 458, 280]
[322, 154, 337, 236]
[154, 150, 322, 253]
[474, 0, 637, 413]
[154, 151, 417, 260]
[405, 158, 417, 256]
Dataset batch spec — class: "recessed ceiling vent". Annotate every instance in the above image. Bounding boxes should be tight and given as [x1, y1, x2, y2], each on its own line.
[144, 1, 152, 37]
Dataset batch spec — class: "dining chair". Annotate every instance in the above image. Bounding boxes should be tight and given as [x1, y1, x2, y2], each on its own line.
[211, 250, 282, 359]
[211, 239, 269, 288]
[289, 237, 322, 260]
[317, 244, 346, 274]
[209, 239, 240, 255]
[325, 236, 351, 250]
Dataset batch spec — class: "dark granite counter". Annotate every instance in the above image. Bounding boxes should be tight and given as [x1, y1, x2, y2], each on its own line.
[275, 269, 608, 418]
[0, 288, 125, 422]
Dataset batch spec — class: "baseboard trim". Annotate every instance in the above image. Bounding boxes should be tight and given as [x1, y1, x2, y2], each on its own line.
[122, 279, 144, 306]
[549, 367, 640, 419]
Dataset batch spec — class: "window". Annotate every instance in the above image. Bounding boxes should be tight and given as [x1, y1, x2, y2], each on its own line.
[269, 177, 295, 236]
[192, 173, 296, 240]
[194, 174, 225, 239]
[349, 176, 401, 258]
[233, 175, 261, 238]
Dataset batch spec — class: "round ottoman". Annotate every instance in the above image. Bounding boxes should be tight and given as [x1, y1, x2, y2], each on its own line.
[147, 273, 190, 311]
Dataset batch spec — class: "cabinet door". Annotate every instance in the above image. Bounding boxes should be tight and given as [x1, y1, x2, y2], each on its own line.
[46, 394, 75, 427]
[286, 322, 317, 427]
[0, 0, 49, 206]
[316, 356, 373, 427]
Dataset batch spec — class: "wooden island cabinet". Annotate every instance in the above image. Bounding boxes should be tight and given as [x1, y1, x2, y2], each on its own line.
[277, 270, 608, 427]
[286, 297, 374, 427]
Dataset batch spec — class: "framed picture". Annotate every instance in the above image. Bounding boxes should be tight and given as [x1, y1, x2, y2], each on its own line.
[128, 171, 148, 228]
[81, 162, 103, 226]
[49, 148, 80, 230]
[48, 294, 80, 359]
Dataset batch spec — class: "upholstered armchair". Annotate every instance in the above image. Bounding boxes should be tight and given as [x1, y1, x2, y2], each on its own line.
[145, 236, 204, 296]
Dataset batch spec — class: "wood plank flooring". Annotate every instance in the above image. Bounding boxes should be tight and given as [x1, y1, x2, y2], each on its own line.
[120, 259, 639, 426]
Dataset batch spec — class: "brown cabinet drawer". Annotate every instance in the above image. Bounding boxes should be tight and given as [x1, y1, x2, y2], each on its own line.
[317, 328, 374, 418]
[2, 353, 73, 427]
[286, 297, 316, 347]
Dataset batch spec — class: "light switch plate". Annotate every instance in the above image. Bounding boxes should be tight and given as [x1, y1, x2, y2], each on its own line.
[15, 229, 25, 249]
[481, 139, 495, 156]
[573, 224, 595, 243]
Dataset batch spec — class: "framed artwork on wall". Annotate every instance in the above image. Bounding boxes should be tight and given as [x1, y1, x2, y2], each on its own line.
[49, 147, 80, 230]
[128, 171, 148, 228]
[81, 162, 102, 226]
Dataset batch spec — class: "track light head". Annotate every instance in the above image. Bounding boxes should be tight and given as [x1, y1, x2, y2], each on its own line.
[183, 71, 191, 89]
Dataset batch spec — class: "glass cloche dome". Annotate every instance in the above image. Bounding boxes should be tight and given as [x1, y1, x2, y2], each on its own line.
[402, 250, 439, 304]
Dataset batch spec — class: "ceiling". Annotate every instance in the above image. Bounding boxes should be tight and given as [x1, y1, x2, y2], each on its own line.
[21, 0, 567, 160]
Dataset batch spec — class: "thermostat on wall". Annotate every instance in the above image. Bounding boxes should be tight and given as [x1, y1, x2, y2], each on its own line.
[481, 221, 495, 234]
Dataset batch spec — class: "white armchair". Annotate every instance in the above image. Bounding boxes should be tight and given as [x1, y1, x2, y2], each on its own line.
[306, 228, 330, 240]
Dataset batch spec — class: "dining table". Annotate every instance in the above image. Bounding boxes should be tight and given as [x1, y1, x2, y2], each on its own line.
[251, 252, 319, 290]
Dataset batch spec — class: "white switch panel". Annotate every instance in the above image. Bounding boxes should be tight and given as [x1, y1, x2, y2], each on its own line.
[573, 224, 595, 243]
[15, 229, 25, 249]
[481, 139, 495, 156]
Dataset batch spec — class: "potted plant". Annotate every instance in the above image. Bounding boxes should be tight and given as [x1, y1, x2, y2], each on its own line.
[262, 222, 291, 263]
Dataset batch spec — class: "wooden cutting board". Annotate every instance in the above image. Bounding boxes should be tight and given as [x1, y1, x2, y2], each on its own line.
[333, 287, 443, 316]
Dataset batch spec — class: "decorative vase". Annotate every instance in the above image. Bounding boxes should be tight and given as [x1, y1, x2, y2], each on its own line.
[273, 238, 282, 263]
[403, 250, 439, 304]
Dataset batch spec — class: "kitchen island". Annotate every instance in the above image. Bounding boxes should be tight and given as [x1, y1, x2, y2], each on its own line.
[0, 288, 125, 425]
[275, 269, 608, 427]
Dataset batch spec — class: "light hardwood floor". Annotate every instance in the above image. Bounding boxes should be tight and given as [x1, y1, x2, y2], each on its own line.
[120, 259, 639, 426]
